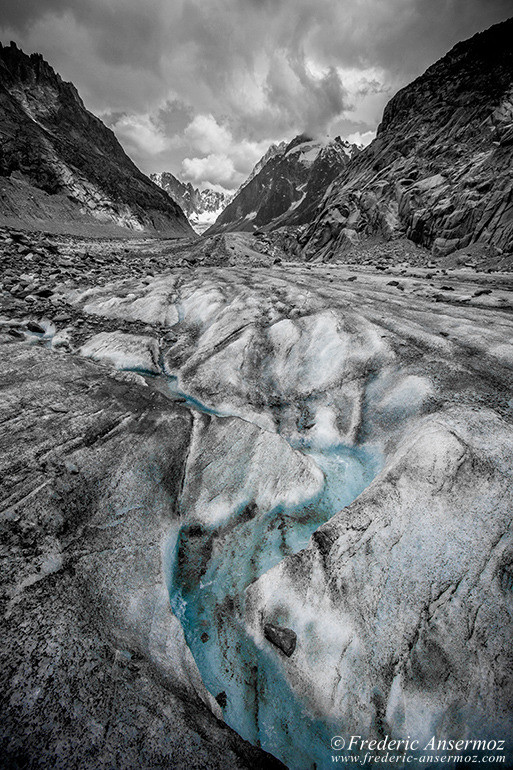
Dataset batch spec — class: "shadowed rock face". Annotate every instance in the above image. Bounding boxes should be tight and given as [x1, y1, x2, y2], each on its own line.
[207, 136, 357, 235]
[0, 42, 194, 237]
[302, 18, 513, 260]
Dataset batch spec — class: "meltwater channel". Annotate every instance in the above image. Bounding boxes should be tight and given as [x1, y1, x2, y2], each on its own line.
[161, 375, 381, 769]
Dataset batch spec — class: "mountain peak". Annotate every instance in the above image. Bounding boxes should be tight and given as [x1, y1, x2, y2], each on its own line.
[150, 172, 232, 233]
[0, 40, 70, 95]
[283, 134, 314, 154]
[206, 134, 353, 235]
[0, 42, 194, 236]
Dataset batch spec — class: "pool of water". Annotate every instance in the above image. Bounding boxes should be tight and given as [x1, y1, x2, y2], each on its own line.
[165, 391, 381, 769]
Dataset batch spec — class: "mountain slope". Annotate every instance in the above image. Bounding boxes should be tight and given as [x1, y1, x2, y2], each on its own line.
[150, 172, 231, 233]
[301, 18, 513, 260]
[234, 140, 288, 194]
[206, 135, 356, 235]
[0, 41, 194, 236]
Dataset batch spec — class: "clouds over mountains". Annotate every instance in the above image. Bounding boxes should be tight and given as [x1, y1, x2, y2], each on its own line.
[1, 0, 511, 190]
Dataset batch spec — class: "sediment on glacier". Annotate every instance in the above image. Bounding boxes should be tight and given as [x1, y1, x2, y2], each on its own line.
[2, 261, 508, 767]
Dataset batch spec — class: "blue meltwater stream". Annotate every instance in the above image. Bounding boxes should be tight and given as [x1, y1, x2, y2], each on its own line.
[162, 378, 381, 769]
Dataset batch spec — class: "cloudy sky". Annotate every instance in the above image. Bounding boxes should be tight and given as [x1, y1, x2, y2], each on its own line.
[1, 0, 511, 191]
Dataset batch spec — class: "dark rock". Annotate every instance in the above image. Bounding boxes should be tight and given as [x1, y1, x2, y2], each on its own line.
[301, 19, 513, 262]
[0, 42, 194, 237]
[474, 288, 493, 297]
[264, 622, 297, 657]
[207, 135, 358, 235]
[26, 320, 45, 333]
[312, 527, 337, 557]
[7, 328, 25, 339]
[215, 691, 227, 709]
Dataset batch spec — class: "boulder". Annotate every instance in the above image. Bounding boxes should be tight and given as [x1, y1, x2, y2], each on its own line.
[263, 623, 297, 657]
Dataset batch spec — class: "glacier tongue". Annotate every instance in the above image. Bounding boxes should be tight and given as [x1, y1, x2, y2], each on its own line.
[68, 264, 513, 767]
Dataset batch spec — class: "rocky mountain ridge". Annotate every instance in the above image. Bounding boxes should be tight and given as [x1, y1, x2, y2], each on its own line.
[0, 41, 194, 237]
[150, 171, 231, 232]
[235, 140, 288, 193]
[206, 135, 358, 235]
[300, 18, 513, 261]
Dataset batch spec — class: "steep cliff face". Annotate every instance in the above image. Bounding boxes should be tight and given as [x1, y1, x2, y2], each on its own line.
[235, 140, 288, 193]
[206, 135, 356, 235]
[301, 18, 513, 260]
[150, 173, 199, 218]
[0, 42, 194, 236]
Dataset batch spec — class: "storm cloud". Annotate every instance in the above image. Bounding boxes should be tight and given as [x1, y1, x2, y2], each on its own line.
[1, 0, 511, 190]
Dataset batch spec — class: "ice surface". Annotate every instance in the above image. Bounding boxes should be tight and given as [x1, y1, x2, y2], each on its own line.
[166, 401, 380, 769]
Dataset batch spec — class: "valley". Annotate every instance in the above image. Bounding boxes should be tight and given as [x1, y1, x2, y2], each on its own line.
[1, 13, 513, 770]
[1, 222, 513, 768]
